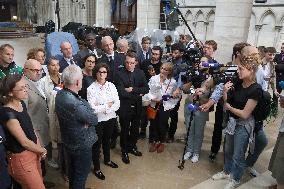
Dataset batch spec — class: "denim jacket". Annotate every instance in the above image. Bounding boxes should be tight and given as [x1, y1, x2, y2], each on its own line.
[55, 88, 98, 152]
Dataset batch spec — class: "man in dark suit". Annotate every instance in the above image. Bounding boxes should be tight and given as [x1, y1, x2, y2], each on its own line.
[76, 33, 104, 67]
[136, 36, 152, 65]
[115, 52, 149, 164]
[59, 41, 79, 73]
[99, 36, 125, 83]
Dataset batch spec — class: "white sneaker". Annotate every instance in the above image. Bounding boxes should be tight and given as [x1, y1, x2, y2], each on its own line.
[183, 151, 192, 160]
[224, 179, 240, 189]
[47, 159, 59, 169]
[212, 171, 230, 180]
[191, 154, 199, 163]
[248, 167, 259, 177]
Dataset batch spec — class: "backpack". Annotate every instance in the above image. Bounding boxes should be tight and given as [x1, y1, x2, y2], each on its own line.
[252, 86, 272, 122]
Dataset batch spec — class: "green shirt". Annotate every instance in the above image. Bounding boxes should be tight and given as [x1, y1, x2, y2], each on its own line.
[0, 62, 23, 79]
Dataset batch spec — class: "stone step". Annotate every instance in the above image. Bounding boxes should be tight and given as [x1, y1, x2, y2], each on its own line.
[189, 171, 277, 189]
[237, 171, 276, 189]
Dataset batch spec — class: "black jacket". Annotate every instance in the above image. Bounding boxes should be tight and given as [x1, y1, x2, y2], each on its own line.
[98, 52, 125, 83]
[115, 68, 149, 117]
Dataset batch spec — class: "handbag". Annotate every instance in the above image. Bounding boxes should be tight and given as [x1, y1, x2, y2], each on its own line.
[146, 78, 172, 120]
[146, 103, 159, 120]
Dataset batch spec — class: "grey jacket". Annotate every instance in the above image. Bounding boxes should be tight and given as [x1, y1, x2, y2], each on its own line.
[55, 88, 98, 152]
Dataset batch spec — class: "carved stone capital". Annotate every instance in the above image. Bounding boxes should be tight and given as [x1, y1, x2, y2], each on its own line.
[255, 25, 262, 31]
[275, 25, 283, 31]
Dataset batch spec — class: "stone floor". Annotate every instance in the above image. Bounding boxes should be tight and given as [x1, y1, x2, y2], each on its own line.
[0, 36, 281, 189]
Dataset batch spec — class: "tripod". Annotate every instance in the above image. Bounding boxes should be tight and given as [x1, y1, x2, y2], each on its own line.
[178, 100, 197, 170]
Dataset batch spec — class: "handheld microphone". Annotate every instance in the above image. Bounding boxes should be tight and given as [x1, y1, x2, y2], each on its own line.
[148, 65, 154, 70]
[279, 81, 284, 89]
[187, 103, 199, 112]
[201, 62, 221, 68]
[162, 94, 173, 101]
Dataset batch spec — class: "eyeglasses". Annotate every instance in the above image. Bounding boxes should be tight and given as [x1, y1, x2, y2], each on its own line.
[25, 68, 43, 73]
[98, 71, 107, 74]
[86, 59, 96, 63]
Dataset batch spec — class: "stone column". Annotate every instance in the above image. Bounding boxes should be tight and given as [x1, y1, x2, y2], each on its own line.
[87, 0, 96, 26]
[254, 24, 262, 46]
[95, 0, 111, 27]
[213, 0, 253, 64]
[274, 26, 283, 47]
[137, 0, 160, 30]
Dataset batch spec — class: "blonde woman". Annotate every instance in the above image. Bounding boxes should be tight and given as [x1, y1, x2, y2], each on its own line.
[212, 54, 262, 189]
[147, 62, 179, 153]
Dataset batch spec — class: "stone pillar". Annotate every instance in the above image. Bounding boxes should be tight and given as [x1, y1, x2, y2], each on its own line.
[87, 0, 96, 26]
[213, 0, 253, 64]
[95, 0, 111, 27]
[137, 0, 160, 30]
[274, 26, 283, 47]
[254, 24, 262, 46]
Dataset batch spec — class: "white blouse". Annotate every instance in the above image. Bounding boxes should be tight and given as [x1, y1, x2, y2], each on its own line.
[87, 81, 120, 122]
[147, 74, 179, 111]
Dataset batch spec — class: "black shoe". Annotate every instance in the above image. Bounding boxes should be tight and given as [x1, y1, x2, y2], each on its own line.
[121, 152, 130, 164]
[139, 132, 146, 139]
[166, 137, 174, 143]
[43, 181, 55, 188]
[110, 139, 117, 149]
[93, 170, 105, 180]
[104, 161, 118, 168]
[129, 148, 142, 156]
[208, 152, 217, 162]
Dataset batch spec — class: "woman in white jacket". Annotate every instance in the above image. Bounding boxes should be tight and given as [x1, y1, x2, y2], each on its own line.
[87, 63, 120, 180]
[147, 62, 179, 153]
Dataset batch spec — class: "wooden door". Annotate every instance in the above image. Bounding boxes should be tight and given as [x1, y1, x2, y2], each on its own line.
[111, 0, 137, 35]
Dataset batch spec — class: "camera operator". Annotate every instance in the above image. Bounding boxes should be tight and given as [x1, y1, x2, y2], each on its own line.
[167, 43, 187, 143]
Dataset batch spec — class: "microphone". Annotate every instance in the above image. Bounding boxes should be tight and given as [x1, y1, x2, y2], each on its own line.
[279, 81, 284, 89]
[148, 65, 154, 70]
[162, 94, 173, 101]
[187, 103, 199, 112]
[201, 62, 222, 68]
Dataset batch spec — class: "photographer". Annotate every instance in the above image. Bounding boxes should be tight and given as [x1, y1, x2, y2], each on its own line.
[167, 43, 187, 143]
[200, 42, 250, 162]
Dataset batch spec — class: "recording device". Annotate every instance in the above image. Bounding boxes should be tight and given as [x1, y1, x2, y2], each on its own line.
[162, 94, 173, 101]
[187, 103, 199, 111]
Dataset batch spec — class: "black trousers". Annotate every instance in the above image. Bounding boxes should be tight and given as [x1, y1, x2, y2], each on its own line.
[210, 101, 224, 154]
[168, 99, 181, 138]
[119, 107, 140, 153]
[149, 105, 170, 143]
[140, 106, 148, 133]
[92, 118, 115, 171]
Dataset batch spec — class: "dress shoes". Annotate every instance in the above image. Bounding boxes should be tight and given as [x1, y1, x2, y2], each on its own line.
[93, 170, 105, 180]
[121, 152, 130, 164]
[104, 161, 118, 168]
[129, 148, 142, 156]
[157, 143, 165, 153]
[149, 143, 158, 152]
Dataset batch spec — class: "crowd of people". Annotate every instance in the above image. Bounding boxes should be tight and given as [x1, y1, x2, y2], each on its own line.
[0, 32, 283, 189]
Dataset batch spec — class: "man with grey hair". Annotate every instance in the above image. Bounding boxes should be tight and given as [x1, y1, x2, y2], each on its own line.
[116, 38, 129, 54]
[23, 59, 55, 188]
[59, 41, 79, 72]
[55, 65, 98, 189]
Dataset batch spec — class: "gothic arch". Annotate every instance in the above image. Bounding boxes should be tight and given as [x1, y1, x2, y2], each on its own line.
[280, 14, 284, 26]
[185, 10, 192, 20]
[205, 9, 215, 22]
[259, 9, 276, 25]
[194, 10, 204, 22]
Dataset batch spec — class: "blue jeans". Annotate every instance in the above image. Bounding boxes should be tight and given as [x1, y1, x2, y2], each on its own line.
[67, 147, 92, 189]
[246, 128, 268, 167]
[224, 125, 250, 182]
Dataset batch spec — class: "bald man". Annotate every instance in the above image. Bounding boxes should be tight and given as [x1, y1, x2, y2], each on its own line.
[59, 41, 79, 72]
[23, 59, 55, 188]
